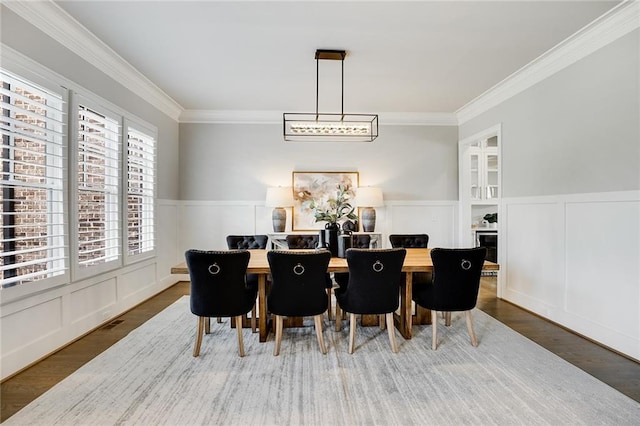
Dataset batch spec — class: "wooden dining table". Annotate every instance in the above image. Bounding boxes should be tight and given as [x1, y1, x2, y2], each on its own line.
[171, 248, 499, 342]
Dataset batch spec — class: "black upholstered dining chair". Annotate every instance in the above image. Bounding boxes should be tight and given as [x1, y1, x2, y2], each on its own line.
[412, 247, 487, 350]
[226, 234, 269, 250]
[185, 250, 257, 357]
[286, 233, 335, 318]
[267, 250, 332, 355]
[285, 234, 319, 249]
[335, 248, 406, 354]
[389, 233, 429, 248]
[334, 234, 371, 295]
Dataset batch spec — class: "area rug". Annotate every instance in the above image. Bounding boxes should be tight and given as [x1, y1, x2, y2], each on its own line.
[4, 296, 639, 425]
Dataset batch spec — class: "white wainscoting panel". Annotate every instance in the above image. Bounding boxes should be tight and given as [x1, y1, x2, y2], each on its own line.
[177, 200, 459, 250]
[118, 264, 157, 305]
[1, 297, 63, 379]
[502, 191, 640, 361]
[70, 277, 117, 325]
[503, 201, 563, 315]
[386, 202, 458, 248]
[564, 199, 639, 356]
[1, 297, 63, 357]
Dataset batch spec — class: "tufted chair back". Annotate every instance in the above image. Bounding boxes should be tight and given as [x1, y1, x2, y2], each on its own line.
[389, 234, 429, 248]
[267, 250, 332, 355]
[351, 235, 371, 248]
[412, 247, 487, 350]
[226, 235, 268, 250]
[337, 248, 406, 315]
[415, 247, 486, 312]
[285, 234, 319, 249]
[335, 248, 406, 353]
[184, 249, 257, 357]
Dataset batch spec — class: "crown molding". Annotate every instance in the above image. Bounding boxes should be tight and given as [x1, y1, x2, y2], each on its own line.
[378, 112, 458, 126]
[456, 0, 640, 125]
[179, 110, 283, 124]
[180, 109, 458, 126]
[4, 0, 184, 121]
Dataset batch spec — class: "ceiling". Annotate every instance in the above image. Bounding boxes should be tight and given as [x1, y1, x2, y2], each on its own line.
[54, 1, 621, 118]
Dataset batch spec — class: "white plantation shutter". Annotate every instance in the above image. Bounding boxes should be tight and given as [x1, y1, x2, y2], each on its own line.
[126, 126, 155, 257]
[76, 102, 120, 268]
[1, 70, 67, 288]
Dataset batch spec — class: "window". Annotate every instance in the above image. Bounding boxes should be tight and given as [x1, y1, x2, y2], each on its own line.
[1, 64, 157, 293]
[75, 99, 121, 271]
[1, 70, 66, 288]
[126, 124, 155, 259]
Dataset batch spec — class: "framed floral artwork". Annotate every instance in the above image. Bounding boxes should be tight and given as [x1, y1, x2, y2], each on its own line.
[292, 171, 359, 231]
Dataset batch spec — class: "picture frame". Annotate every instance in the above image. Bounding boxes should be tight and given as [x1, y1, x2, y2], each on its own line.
[292, 171, 359, 231]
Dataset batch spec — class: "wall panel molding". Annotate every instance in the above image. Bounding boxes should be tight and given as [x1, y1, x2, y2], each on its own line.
[501, 190, 640, 361]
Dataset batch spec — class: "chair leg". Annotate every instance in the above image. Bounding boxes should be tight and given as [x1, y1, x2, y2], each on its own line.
[193, 316, 205, 357]
[314, 315, 327, 354]
[327, 289, 333, 321]
[217, 317, 222, 324]
[445, 312, 452, 326]
[335, 303, 342, 331]
[251, 306, 257, 333]
[386, 312, 398, 353]
[379, 314, 386, 330]
[431, 310, 438, 350]
[465, 310, 478, 347]
[204, 317, 211, 334]
[235, 315, 245, 357]
[349, 313, 357, 354]
[273, 315, 283, 356]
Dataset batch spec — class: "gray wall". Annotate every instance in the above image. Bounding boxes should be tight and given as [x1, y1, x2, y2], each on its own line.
[460, 30, 639, 197]
[179, 123, 459, 201]
[459, 28, 640, 360]
[1, 6, 180, 199]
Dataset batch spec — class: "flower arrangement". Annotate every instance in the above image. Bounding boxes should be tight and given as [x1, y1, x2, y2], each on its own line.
[306, 183, 357, 225]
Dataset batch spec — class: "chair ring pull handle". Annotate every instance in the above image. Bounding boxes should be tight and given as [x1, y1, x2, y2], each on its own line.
[373, 260, 384, 273]
[293, 263, 305, 276]
[208, 263, 221, 275]
[461, 259, 472, 270]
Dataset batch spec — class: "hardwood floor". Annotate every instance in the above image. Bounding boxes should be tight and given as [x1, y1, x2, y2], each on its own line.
[1, 277, 639, 422]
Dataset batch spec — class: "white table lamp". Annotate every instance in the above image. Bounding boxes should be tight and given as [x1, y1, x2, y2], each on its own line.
[265, 187, 294, 232]
[356, 187, 384, 232]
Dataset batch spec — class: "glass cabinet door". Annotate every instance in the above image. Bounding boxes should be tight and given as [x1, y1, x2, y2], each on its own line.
[470, 152, 480, 200]
[485, 153, 499, 199]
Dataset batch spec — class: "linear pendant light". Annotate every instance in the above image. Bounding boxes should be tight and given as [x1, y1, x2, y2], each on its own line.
[283, 49, 378, 142]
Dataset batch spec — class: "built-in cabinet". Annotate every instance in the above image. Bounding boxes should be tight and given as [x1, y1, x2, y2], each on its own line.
[458, 125, 501, 267]
[469, 136, 499, 203]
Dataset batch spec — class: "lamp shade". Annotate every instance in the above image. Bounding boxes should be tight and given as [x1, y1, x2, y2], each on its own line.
[355, 187, 383, 207]
[265, 187, 294, 207]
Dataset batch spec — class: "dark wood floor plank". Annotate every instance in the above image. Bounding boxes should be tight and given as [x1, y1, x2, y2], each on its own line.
[1, 279, 638, 422]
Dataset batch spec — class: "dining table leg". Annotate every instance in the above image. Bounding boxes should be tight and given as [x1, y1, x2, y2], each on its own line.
[395, 272, 413, 340]
[258, 273, 268, 342]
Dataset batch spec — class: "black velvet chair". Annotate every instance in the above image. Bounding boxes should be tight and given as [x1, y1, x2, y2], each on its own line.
[389, 233, 429, 248]
[225, 235, 269, 332]
[267, 250, 332, 355]
[185, 250, 257, 357]
[335, 248, 406, 354]
[226, 234, 268, 250]
[285, 234, 319, 249]
[286, 233, 334, 316]
[352, 234, 372, 249]
[412, 247, 486, 350]
[388, 233, 431, 309]
[334, 234, 371, 292]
